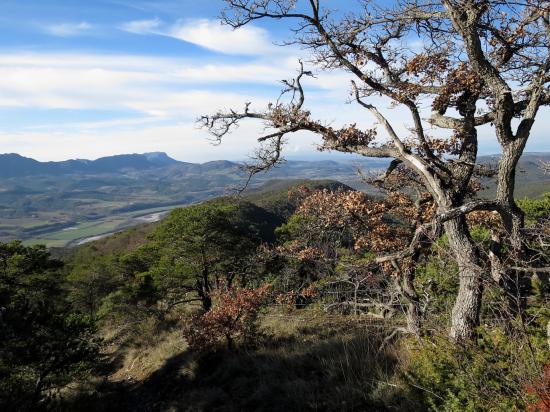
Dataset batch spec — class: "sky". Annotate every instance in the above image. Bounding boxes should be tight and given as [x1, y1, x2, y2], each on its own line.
[0, 0, 548, 162]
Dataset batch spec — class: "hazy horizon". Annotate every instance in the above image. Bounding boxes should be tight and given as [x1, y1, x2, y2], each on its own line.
[5, 149, 550, 164]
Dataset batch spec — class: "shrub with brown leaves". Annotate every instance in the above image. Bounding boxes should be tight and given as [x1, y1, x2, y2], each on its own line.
[526, 359, 550, 412]
[182, 284, 272, 351]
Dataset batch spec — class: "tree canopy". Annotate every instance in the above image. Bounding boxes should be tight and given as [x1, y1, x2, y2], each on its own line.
[0, 242, 99, 411]
[202, 0, 550, 341]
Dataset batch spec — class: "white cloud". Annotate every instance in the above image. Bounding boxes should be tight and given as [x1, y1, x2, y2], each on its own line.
[25, 116, 164, 132]
[120, 18, 275, 55]
[0, 64, 268, 118]
[0, 52, 347, 117]
[0, 51, 442, 160]
[118, 18, 162, 35]
[1, 51, 546, 161]
[0, 122, 272, 162]
[168, 19, 274, 55]
[0, 52, 343, 91]
[43, 21, 93, 37]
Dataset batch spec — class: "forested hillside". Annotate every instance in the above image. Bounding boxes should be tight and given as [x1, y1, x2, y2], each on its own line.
[2, 179, 549, 411]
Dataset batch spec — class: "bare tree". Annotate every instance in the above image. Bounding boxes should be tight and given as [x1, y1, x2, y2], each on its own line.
[201, 0, 550, 341]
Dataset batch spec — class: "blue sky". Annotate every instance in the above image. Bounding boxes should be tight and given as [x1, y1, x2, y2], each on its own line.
[0, 0, 548, 162]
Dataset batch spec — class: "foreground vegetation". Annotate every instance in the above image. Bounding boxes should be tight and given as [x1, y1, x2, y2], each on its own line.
[1, 181, 549, 411]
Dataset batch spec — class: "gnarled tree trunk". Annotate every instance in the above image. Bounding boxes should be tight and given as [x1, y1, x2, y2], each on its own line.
[445, 217, 483, 341]
[208, 0, 550, 345]
[400, 261, 423, 337]
[492, 142, 531, 318]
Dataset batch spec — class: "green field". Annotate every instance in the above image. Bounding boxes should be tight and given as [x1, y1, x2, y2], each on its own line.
[24, 203, 193, 248]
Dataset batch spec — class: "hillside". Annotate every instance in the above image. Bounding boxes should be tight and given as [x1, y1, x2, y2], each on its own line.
[478, 152, 550, 198]
[59, 179, 345, 261]
[1, 152, 549, 247]
[7, 165, 550, 412]
[48, 174, 549, 412]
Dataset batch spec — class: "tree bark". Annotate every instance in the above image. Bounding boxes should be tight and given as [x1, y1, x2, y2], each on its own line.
[401, 264, 422, 337]
[405, 296, 422, 338]
[197, 266, 212, 311]
[445, 217, 483, 341]
[495, 142, 531, 317]
[389, 257, 423, 337]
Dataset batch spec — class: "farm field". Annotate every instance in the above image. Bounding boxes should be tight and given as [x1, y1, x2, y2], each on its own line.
[24, 204, 188, 247]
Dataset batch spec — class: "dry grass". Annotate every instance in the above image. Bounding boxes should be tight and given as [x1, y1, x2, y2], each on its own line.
[109, 328, 187, 382]
[63, 308, 419, 411]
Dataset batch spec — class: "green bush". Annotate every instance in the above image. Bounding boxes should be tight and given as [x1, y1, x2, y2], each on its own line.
[405, 327, 549, 411]
[518, 192, 550, 224]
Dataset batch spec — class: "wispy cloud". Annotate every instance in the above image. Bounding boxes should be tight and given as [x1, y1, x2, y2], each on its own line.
[118, 18, 162, 35]
[108, 0, 188, 14]
[0, 50, 372, 161]
[119, 18, 274, 56]
[42, 21, 93, 37]
[168, 19, 274, 55]
[2, 50, 544, 161]
[0, 52, 348, 114]
[0, 52, 298, 130]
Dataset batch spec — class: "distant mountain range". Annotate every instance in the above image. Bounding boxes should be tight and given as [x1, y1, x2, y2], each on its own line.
[3, 151, 548, 178]
[1, 151, 548, 247]
[0, 152, 391, 178]
[0, 152, 179, 177]
[0, 152, 389, 246]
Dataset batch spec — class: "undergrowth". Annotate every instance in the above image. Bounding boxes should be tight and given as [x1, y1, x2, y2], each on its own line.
[61, 309, 549, 412]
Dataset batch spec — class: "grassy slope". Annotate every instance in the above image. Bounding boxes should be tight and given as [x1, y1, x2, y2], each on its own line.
[55, 222, 159, 261]
[58, 177, 549, 411]
[64, 309, 415, 412]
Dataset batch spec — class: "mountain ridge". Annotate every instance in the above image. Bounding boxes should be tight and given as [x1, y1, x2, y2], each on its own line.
[0, 151, 396, 179]
[0, 152, 182, 177]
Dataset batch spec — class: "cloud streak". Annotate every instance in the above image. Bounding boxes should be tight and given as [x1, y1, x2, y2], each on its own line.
[118, 18, 162, 35]
[120, 18, 275, 55]
[0, 50, 547, 161]
[0, 52, 348, 116]
[42, 21, 93, 37]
